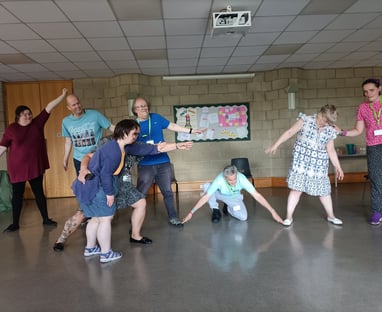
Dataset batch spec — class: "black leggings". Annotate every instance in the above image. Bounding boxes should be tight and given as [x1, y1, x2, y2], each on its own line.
[11, 175, 49, 226]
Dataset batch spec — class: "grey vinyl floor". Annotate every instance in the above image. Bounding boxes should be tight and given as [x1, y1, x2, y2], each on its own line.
[0, 183, 381, 312]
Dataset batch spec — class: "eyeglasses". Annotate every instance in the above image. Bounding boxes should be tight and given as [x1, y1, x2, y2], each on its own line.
[135, 105, 147, 109]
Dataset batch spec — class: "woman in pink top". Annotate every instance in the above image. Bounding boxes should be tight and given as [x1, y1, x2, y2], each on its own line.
[0, 89, 67, 232]
[337, 78, 382, 225]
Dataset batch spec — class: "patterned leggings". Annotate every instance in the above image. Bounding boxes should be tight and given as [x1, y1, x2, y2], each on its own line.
[367, 144, 382, 213]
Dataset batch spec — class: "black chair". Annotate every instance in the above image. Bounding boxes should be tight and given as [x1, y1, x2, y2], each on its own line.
[230, 158, 255, 186]
[153, 163, 179, 211]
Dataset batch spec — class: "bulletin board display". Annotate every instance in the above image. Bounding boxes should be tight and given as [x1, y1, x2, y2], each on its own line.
[173, 103, 250, 142]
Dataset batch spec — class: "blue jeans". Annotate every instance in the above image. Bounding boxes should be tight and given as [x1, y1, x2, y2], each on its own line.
[137, 162, 177, 219]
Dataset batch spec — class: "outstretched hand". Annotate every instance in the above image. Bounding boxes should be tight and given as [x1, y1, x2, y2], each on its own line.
[182, 212, 193, 224]
[265, 146, 277, 155]
[177, 141, 193, 150]
[193, 128, 207, 134]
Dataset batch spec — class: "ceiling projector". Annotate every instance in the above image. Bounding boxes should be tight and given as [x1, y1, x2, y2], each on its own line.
[211, 9, 251, 36]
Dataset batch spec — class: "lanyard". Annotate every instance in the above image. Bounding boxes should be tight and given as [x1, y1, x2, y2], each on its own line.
[225, 179, 238, 193]
[137, 115, 151, 138]
[369, 96, 382, 126]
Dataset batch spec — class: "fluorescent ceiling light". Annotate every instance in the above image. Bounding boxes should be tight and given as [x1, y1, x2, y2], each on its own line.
[162, 73, 255, 80]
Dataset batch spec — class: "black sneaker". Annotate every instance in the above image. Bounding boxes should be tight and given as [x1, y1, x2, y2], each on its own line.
[222, 204, 229, 216]
[211, 209, 222, 223]
[43, 219, 57, 226]
[3, 224, 19, 232]
[168, 218, 184, 227]
[53, 242, 65, 252]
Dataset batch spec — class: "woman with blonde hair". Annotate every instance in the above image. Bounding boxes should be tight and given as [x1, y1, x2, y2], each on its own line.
[265, 105, 344, 226]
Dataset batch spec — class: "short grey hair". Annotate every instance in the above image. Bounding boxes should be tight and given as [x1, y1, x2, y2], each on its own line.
[223, 165, 237, 177]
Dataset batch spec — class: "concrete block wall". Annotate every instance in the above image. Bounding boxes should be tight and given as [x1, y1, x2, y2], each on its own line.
[1, 67, 378, 179]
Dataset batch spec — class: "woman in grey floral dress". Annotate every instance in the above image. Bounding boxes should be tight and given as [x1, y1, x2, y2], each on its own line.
[265, 105, 344, 226]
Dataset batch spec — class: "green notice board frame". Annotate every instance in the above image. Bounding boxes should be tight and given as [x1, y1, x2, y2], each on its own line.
[173, 102, 250, 142]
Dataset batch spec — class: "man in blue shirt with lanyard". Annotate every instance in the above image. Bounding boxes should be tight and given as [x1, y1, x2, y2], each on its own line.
[132, 97, 205, 226]
[182, 165, 283, 224]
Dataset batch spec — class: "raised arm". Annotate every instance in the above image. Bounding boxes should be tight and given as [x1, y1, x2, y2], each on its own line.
[45, 88, 68, 114]
[167, 122, 207, 135]
[337, 120, 365, 137]
[157, 141, 193, 153]
[265, 119, 303, 155]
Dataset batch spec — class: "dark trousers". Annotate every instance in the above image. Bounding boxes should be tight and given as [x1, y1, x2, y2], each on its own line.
[136, 162, 177, 219]
[367, 144, 382, 213]
[11, 175, 49, 226]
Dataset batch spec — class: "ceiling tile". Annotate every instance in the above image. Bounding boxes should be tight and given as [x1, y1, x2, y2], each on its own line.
[167, 48, 201, 59]
[196, 65, 224, 73]
[0, 6, 20, 23]
[256, 0, 310, 16]
[0, 53, 35, 64]
[301, 0, 357, 14]
[48, 38, 93, 52]
[9, 63, 47, 72]
[238, 33, 280, 46]
[200, 47, 235, 57]
[74, 61, 109, 70]
[127, 36, 165, 49]
[232, 46, 268, 57]
[43, 62, 79, 71]
[164, 19, 208, 36]
[26, 52, 68, 63]
[0, 41, 18, 54]
[98, 50, 135, 61]
[0, 24, 40, 40]
[109, 0, 162, 20]
[138, 60, 168, 68]
[309, 30, 354, 43]
[274, 31, 318, 44]
[326, 13, 379, 29]
[167, 36, 204, 49]
[224, 64, 252, 72]
[74, 21, 124, 37]
[169, 58, 198, 67]
[346, 0, 382, 12]
[264, 44, 303, 55]
[326, 41, 366, 52]
[286, 15, 337, 31]
[56, 0, 115, 21]
[7, 40, 55, 53]
[88, 37, 130, 51]
[2, 1, 68, 22]
[133, 49, 167, 60]
[162, 0, 211, 19]
[28, 22, 82, 39]
[251, 16, 295, 33]
[227, 56, 258, 65]
[105, 60, 139, 69]
[120, 20, 164, 36]
[198, 57, 228, 66]
[63, 51, 101, 62]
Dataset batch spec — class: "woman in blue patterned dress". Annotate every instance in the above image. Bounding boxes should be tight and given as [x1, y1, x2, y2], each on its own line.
[265, 105, 344, 226]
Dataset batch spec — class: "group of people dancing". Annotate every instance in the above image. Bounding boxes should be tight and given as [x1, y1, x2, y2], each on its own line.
[1, 78, 381, 263]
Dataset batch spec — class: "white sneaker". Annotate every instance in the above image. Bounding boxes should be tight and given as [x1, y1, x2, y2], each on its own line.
[327, 217, 343, 225]
[283, 218, 293, 226]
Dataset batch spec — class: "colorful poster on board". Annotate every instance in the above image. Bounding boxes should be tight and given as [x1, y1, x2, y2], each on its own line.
[173, 103, 250, 142]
